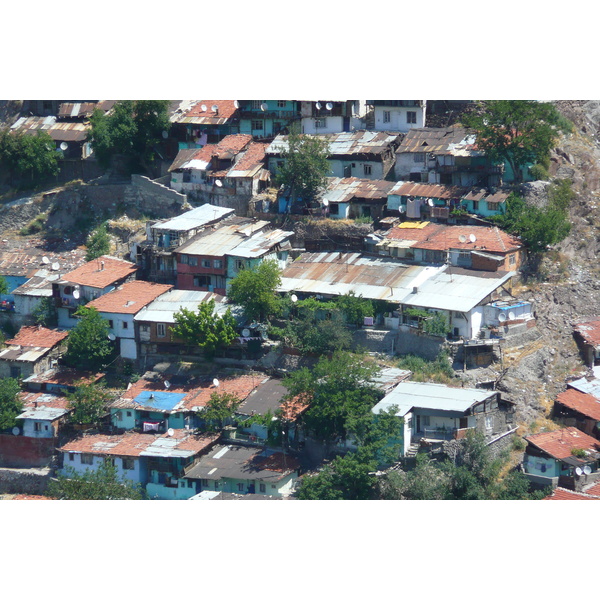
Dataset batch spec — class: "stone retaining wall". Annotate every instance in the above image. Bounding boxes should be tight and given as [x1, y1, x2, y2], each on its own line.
[0, 467, 52, 495]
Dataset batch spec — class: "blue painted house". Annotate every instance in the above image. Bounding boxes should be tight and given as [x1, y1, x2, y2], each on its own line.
[238, 100, 300, 139]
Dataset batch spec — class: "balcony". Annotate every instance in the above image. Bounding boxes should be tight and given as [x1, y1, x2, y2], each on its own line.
[239, 109, 300, 120]
[415, 426, 475, 442]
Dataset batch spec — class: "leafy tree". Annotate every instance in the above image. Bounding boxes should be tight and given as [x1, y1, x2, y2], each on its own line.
[422, 311, 450, 337]
[88, 100, 170, 172]
[335, 292, 374, 327]
[285, 313, 352, 355]
[64, 306, 115, 371]
[171, 299, 238, 357]
[199, 391, 241, 432]
[47, 461, 146, 500]
[462, 100, 572, 183]
[66, 382, 111, 426]
[0, 128, 60, 187]
[227, 260, 282, 323]
[0, 377, 23, 431]
[32, 297, 59, 327]
[86, 223, 111, 261]
[0, 275, 8, 296]
[273, 123, 330, 205]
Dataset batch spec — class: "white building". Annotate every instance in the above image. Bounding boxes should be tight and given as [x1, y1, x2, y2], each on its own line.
[367, 100, 426, 133]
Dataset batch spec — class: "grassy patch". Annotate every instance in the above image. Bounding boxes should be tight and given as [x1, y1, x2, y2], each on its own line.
[19, 212, 47, 235]
[396, 351, 458, 386]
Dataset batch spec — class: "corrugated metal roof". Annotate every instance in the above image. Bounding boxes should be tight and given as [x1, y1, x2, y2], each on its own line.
[372, 381, 495, 417]
[229, 229, 293, 259]
[396, 126, 480, 156]
[17, 406, 68, 421]
[152, 205, 234, 232]
[11, 116, 89, 142]
[0, 346, 49, 363]
[170, 100, 239, 125]
[322, 177, 396, 204]
[389, 181, 467, 199]
[568, 377, 600, 401]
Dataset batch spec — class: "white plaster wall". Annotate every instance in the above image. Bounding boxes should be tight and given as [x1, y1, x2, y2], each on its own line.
[301, 116, 344, 135]
[373, 106, 425, 132]
[61, 453, 142, 483]
[22, 419, 55, 438]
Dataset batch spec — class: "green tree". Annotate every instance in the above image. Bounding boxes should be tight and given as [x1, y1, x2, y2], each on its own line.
[0, 377, 23, 431]
[0, 275, 8, 295]
[171, 299, 238, 357]
[462, 100, 572, 183]
[227, 259, 282, 323]
[285, 313, 352, 355]
[273, 123, 331, 205]
[335, 292, 374, 327]
[86, 223, 111, 261]
[64, 306, 115, 371]
[0, 129, 60, 187]
[47, 461, 146, 500]
[66, 382, 111, 426]
[88, 100, 170, 172]
[32, 297, 58, 327]
[199, 391, 241, 432]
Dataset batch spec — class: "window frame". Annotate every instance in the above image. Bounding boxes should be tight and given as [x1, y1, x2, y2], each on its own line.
[156, 323, 167, 338]
[407, 111, 417, 124]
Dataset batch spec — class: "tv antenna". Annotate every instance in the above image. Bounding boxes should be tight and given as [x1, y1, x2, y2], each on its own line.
[575, 467, 583, 476]
[242, 328, 251, 337]
[584, 465, 592, 475]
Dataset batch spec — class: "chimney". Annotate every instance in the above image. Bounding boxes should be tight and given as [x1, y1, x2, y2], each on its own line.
[100, 261, 105, 271]
[412, 286, 418, 294]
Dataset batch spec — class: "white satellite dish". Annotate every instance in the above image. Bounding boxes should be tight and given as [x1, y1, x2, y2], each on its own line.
[508, 311, 516, 321]
[326, 102, 333, 110]
[51, 262, 59, 271]
[291, 294, 298, 303]
[108, 333, 116, 341]
[60, 142, 68, 151]
[162, 130, 168, 139]
[322, 198, 329, 207]
[459, 235, 467, 243]
[201, 104, 208, 112]
[575, 467, 583, 476]
[469, 234, 477, 243]
[215, 179, 223, 187]
[260, 103, 268, 111]
[315, 102, 322, 110]
[211, 104, 218, 112]
[428, 198, 434, 207]
[167, 428, 175, 437]
[12, 427, 20, 436]
[164, 380, 171, 389]
[42, 256, 50, 264]
[498, 313, 507, 323]
[584, 465, 592, 475]
[242, 328, 251, 337]
[212, 378, 220, 387]
[73, 289, 80, 299]
[233, 100, 240, 109]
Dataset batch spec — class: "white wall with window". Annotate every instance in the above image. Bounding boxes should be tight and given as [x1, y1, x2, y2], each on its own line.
[373, 104, 426, 132]
[301, 116, 344, 134]
[61, 452, 143, 483]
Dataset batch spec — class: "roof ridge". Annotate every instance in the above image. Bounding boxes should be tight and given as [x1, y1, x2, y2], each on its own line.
[494, 226, 507, 252]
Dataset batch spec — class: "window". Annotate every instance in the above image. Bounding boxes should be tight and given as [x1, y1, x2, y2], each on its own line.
[251, 100, 263, 110]
[235, 259, 245, 271]
[485, 415, 493, 431]
[509, 254, 516, 265]
[277, 100, 286, 108]
[64, 286, 74, 295]
[202, 260, 211, 268]
[413, 152, 425, 163]
[156, 323, 166, 338]
[251, 120, 263, 130]
[34, 422, 42, 432]
[407, 111, 417, 124]
[213, 259, 222, 269]
[472, 200, 479, 211]
[487, 201, 499, 211]
[140, 324, 150, 333]
[104, 457, 115, 467]
[188, 256, 198, 266]
[383, 110, 391, 123]
[122, 321, 128, 330]
[329, 204, 339, 215]
[422, 416, 430, 427]
[259, 483, 266, 493]
[180, 254, 189, 265]
[126, 411, 132, 417]
[122, 458, 135, 470]
[271, 484, 276, 489]
[187, 480, 193, 488]
[201, 479, 209, 487]
[277, 161, 284, 169]
[315, 118, 327, 129]
[69, 453, 75, 461]
[193, 275, 211, 288]
[10, 366, 21, 378]
[108, 320, 114, 329]
[81, 454, 94, 465]
[363, 164, 372, 176]
[115, 411, 123, 421]
[237, 483, 245, 491]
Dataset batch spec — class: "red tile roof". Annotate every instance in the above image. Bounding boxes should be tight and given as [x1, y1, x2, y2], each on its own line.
[254, 451, 301, 474]
[62, 256, 138, 289]
[87, 281, 172, 315]
[526, 427, 600, 460]
[582, 481, 600, 496]
[280, 396, 310, 421]
[386, 223, 522, 255]
[543, 487, 600, 500]
[554, 388, 600, 421]
[230, 142, 268, 173]
[6, 326, 68, 349]
[12, 494, 55, 500]
[573, 319, 600, 347]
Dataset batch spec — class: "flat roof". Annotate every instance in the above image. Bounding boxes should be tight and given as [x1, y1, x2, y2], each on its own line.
[152, 205, 234, 232]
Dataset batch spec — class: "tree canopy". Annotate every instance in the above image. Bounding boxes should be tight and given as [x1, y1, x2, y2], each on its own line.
[0, 377, 23, 431]
[64, 306, 115, 371]
[273, 124, 330, 204]
[86, 223, 111, 261]
[0, 275, 8, 296]
[89, 100, 170, 172]
[227, 259, 282, 323]
[171, 299, 238, 357]
[66, 382, 111, 426]
[199, 391, 241, 432]
[462, 100, 572, 183]
[32, 297, 58, 327]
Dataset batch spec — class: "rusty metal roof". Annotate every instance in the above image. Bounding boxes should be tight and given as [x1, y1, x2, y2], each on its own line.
[170, 100, 239, 125]
[396, 126, 480, 156]
[389, 181, 467, 199]
[463, 188, 511, 203]
[322, 177, 396, 204]
[11, 116, 89, 142]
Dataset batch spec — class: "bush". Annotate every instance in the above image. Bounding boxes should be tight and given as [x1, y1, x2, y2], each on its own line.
[529, 163, 549, 181]
[19, 213, 46, 236]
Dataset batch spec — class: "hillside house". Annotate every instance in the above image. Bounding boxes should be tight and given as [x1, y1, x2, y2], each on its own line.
[371, 381, 516, 457]
[237, 100, 300, 138]
[53, 256, 138, 329]
[183, 444, 301, 497]
[553, 388, 600, 439]
[573, 319, 600, 367]
[523, 427, 600, 491]
[367, 100, 426, 133]
[22, 368, 105, 395]
[460, 188, 512, 219]
[85, 281, 173, 360]
[299, 100, 367, 134]
[0, 326, 68, 380]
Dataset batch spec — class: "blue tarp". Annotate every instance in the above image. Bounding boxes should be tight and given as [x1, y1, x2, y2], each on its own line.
[132, 391, 187, 412]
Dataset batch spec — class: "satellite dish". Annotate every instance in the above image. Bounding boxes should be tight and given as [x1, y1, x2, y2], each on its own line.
[508, 311, 516, 321]
[201, 104, 208, 112]
[459, 235, 467, 243]
[498, 313, 507, 323]
[212, 378, 220, 387]
[584, 465, 592, 475]
[469, 234, 477, 243]
[242, 328, 251, 337]
[60, 142, 68, 151]
[215, 179, 223, 187]
[73, 289, 80, 299]
[233, 100, 240, 109]
[108, 333, 116, 341]
[322, 198, 329, 207]
[575, 467, 583, 476]
[12, 427, 20, 436]
[51, 262, 59, 271]
[428, 198, 434, 207]
[315, 102, 322, 110]
[164, 380, 171, 389]
[42, 256, 50, 264]
[398, 206, 406, 214]
[211, 104, 218, 112]
[291, 294, 298, 303]
[167, 428, 174, 437]
[326, 102, 333, 110]
[162, 130, 168, 139]
[260, 103, 268, 111]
